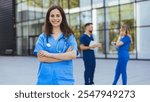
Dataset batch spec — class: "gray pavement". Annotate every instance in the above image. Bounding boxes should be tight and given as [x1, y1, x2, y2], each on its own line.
[0, 56, 150, 85]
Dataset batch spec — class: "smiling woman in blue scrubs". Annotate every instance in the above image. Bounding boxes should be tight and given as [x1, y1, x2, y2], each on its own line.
[112, 24, 131, 85]
[34, 5, 77, 85]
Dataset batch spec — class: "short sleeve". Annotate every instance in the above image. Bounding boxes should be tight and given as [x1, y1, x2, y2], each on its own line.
[33, 34, 45, 56]
[121, 36, 131, 45]
[80, 35, 86, 45]
[67, 34, 78, 55]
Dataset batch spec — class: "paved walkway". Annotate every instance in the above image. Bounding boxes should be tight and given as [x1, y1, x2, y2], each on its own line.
[0, 56, 150, 85]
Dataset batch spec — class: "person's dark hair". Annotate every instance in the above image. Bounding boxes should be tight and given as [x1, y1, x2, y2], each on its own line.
[84, 23, 93, 28]
[43, 5, 74, 37]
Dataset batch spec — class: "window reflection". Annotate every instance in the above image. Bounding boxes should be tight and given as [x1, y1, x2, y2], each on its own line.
[69, 13, 80, 51]
[120, 4, 134, 27]
[43, 0, 50, 8]
[105, 0, 119, 6]
[120, 4, 135, 52]
[16, 0, 21, 3]
[35, 0, 43, 19]
[80, 0, 91, 10]
[15, 0, 139, 58]
[93, 30, 105, 57]
[17, 37, 22, 55]
[61, 0, 68, 9]
[106, 6, 119, 29]
[107, 29, 119, 53]
[92, 0, 103, 8]
[93, 8, 104, 30]
[28, 0, 35, 20]
[80, 11, 92, 31]
[70, 0, 79, 8]
[120, 0, 135, 4]
[21, 1, 28, 21]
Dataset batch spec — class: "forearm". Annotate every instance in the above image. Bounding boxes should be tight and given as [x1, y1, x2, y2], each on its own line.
[80, 44, 95, 50]
[50, 50, 77, 60]
[116, 36, 123, 46]
[80, 45, 90, 50]
[37, 56, 62, 62]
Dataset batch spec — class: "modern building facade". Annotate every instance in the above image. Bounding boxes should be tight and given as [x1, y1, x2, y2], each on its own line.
[0, 0, 16, 55]
[0, 0, 150, 60]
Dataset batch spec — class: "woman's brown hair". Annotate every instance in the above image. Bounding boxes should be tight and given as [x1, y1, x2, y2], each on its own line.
[43, 5, 74, 37]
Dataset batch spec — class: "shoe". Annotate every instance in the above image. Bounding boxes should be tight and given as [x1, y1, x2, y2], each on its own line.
[90, 82, 94, 85]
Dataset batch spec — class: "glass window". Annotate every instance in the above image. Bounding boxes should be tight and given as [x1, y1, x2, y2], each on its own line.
[17, 37, 22, 55]
[106, 29, 119, 58]
[108, 29, 119, 52]
[22, 11, 29, 21]
[22, 36, 28, 55]
[22, 22, 29, 36]
[16, 0, 22, 3]
[120, 4, 136, 54]
[16, 4, 22, 22]
[93, 30, 105, 58]
[136, 0, 146, 1]
[61, 0, 69, 9]
[105, 0, 119, 6]
[16, 23, 22, 37]
[93, 8, 104, 30]
[106, 27, 136, 58]
[80, 11, 92, 31]
[120, 0, 135, 4]
[106, 6, 119, 29]
[92, 0, 103, 8]
[80, 0, 91, 10]
[129, 27, 136, 54]
[28, 1, 35, 20]
[70, 13, 80, 31]
[66, 14, 69, 24]
[35, 0, 43, 19]
[120, 4, 136, 55]
[69, 13, 80, 52]
[21, 1, 28, 21]
[28, 20, 43, 36]
[136, 0, 150, 26]
[43, 0, 50, 8]
[137, 27, 150, 59]
[120, 4, 135, 27]
[49, 0, 60, 5]
[43, 0, 50, 17]
[70, 0, 79, 8]
[28, 36, 39, 55]
[28, 21, 34, 36]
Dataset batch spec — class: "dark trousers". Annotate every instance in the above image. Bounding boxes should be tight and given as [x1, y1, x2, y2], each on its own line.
[112, 58, 128, 85]
[83, 60, 96, 85]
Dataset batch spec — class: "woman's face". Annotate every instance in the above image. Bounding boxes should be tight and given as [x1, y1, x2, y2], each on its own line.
[49, 9, 62, 27]
[120, 27, 126, 36]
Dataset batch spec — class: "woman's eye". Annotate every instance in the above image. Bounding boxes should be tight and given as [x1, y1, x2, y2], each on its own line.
[56, 14, 60, 17]
[50, 14, 54, 17]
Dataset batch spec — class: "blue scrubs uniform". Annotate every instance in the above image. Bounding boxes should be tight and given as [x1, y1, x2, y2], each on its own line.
[34, 33, 77, 85]
[80, 34, 96, 85]
[112, 35, 131, 85]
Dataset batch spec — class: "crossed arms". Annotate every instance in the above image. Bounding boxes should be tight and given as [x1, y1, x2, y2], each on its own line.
[37, 46, 76, 63]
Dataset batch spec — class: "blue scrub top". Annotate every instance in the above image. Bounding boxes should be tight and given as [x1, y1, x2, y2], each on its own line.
[118, 35, 131, 59]
[80, 34, 95, 61]
[33, 33, 78, 85]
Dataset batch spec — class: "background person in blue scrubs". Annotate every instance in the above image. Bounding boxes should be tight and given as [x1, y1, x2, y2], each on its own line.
[34, 5, 77, 85]
[80, 23, 101, 85]
[112, 24, 131, 85]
